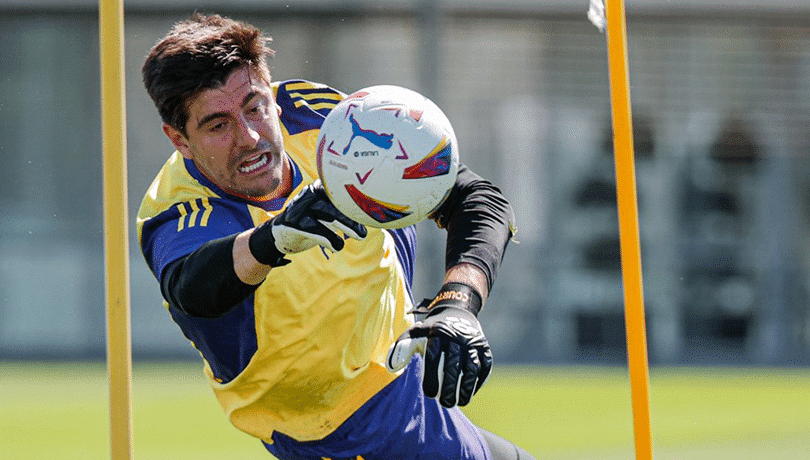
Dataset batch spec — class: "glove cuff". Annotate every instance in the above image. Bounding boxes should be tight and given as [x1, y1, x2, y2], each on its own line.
[248, 220, 291, 267]
[426, 282, 483, 317]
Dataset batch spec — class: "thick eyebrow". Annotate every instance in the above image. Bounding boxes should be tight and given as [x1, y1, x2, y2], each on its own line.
[195, 90, 264, 130]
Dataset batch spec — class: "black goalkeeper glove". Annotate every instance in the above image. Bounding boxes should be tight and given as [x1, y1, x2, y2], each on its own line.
[248, 180, 367, 267]
[386, 282, 492, 408]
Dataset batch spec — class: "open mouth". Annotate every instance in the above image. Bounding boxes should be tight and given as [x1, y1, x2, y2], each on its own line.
[238, 153, 269, 174]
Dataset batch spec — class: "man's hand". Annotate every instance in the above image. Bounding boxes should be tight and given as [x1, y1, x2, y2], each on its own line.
[248, 180, 367, 266]
[386, 283, 492, 408]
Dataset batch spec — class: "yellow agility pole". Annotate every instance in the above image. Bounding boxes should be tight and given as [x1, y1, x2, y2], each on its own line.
[589, 0, 654, 459]
[99, 0, 134, 458]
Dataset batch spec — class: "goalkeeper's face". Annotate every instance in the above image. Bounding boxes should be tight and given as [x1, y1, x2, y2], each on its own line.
[163, 65, 290, 200]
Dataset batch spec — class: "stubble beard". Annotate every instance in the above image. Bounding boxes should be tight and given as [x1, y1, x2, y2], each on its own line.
[232, 152, 286, 199]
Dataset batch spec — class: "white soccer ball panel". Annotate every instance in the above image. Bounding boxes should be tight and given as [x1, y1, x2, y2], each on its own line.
[316, 85, 459, 229]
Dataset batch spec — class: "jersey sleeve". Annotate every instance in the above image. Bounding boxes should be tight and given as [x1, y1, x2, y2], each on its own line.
[139, 197, 255, 282]
[430, 164, 517, 291]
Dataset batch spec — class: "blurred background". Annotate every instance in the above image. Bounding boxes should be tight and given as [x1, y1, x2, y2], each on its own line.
[1, 0, 810, 369]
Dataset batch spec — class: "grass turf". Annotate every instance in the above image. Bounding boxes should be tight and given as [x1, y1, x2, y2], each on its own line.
[1, 361, 808, 459]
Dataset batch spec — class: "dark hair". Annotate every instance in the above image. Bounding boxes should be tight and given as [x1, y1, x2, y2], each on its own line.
[142, 13, 275, 135]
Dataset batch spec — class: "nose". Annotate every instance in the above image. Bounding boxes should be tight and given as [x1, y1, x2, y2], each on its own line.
[235, 114, 260, 149]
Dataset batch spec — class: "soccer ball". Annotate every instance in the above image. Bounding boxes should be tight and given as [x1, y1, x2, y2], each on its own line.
[316, 85, 459, 229]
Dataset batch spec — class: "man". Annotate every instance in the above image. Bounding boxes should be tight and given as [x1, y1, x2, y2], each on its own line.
[137, 13, 535, 460]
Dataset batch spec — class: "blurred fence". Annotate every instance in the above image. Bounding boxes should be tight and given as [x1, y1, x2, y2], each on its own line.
[1, 1, 809, 365]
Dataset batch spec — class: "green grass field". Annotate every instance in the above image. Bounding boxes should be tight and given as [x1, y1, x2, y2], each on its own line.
[1, 361, 809, 459]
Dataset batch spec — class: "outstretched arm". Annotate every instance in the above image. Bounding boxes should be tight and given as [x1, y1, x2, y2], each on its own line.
[388, 164, 516, 407]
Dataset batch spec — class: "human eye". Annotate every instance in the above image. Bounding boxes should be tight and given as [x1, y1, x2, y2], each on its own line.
[248, 101, 268, 117]
[208, 120, 228, 133]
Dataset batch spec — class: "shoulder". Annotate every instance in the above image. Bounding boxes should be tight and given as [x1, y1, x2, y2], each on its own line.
[273, 80, 345, 135]
[137, 152, 215, 224]
[137, 152, 254, 243]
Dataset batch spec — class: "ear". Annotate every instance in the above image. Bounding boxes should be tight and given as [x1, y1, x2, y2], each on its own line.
[162, 123, 193, 159]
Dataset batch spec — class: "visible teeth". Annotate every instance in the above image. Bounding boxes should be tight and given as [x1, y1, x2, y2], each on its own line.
[239, 154, 268, 173]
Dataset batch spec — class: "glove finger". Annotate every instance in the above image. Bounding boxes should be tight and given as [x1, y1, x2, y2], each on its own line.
[385, 336, 427, 372]
[283, 185, 317, 218]
[323, 218, 367, 242]
[309, 220, 345, 252]
[422, 337, 443, 399]
[475, 346, 493, 394]
[438, 341, 463, 408]
[457, 347, 481, 406]
[310, 197, 367, 237]
[310, 198, 368, 238]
